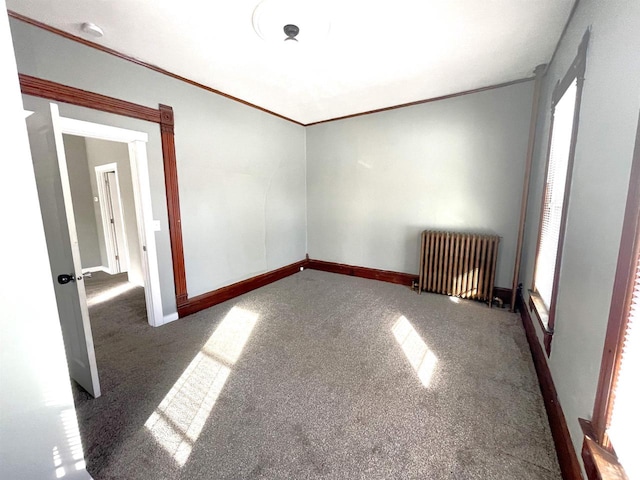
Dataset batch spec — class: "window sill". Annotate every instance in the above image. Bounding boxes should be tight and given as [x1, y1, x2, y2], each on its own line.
[580, 419, 629, 480]
[528, 291, 553, 355]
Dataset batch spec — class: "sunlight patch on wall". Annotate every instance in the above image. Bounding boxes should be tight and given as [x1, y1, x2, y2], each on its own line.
[87, 282, 137, 306]
[392, 315, 438, 388]
[144, 307, 259, 467]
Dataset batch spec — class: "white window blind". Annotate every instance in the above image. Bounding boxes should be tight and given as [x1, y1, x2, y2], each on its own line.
[534, 79, 578, 310]
[607, 247, 640, 479]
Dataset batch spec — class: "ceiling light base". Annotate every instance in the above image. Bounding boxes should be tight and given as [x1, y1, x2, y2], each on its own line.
[80, 22, 104, 38]
[252, 0, 329, 45]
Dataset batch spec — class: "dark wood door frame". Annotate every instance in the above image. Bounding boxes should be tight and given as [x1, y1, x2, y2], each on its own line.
[19, 74, 189, 309]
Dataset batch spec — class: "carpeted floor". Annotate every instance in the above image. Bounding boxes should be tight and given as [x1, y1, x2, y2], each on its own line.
[75, 269, 560, 480]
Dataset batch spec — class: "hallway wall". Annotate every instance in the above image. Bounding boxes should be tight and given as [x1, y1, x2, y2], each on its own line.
[85, 137, 143, 286]
[64, 134, 103, 269]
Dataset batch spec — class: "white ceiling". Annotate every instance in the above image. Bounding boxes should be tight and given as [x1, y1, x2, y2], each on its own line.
[7, 0, 574, 125]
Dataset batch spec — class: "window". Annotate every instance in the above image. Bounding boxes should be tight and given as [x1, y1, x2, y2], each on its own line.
[530, 31, 588, 355]
[582, 112, 640, 480]
[534, 79, 578, 308]
[606, 249, 640, 477]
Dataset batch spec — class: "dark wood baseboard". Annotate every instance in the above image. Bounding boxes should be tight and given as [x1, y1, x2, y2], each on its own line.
[516, 288, 583, 480]
[178, 260, 306, 317]
[178, 257, 512, 322]
[178, 258, 417, 318]
[493, 287, 513, 306]
[307, 259, 512, 302]
[306, 259, 417, 286]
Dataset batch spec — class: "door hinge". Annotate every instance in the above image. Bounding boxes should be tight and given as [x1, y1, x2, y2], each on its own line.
[143, 245, 147, 252]
[110, 218, 114, 224]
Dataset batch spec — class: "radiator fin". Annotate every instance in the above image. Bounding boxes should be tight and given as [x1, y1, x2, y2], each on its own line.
[418, 231, 500, 303]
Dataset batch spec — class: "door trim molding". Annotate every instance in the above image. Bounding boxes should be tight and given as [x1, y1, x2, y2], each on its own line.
[20, 74, 161, 122]
[59, 115, 149, 142]
[20, 74, 188, 317]
[57, 115, 164, 327]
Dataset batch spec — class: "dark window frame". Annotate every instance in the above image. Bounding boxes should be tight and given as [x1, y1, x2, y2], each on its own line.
[580, 110, 640, 480]
[530, 30, 590, 355]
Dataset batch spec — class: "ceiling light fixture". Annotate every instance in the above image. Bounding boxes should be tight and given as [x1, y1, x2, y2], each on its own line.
[80, 22, 104, 38]
[283, 24, 299, 43]
[252, 0, 330, 45]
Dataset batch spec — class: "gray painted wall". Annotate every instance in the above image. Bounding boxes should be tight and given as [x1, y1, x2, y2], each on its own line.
[519, 0, 640, 471]
[13, 5, 640, 473]
[85, 137, 144, 286]
[11, 18, 307, 315]
[307, 81, 534, 288]
[63, 134, 103, 269]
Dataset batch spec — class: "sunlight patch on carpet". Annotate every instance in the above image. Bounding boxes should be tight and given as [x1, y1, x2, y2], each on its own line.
[392, 315, 438, 388]
[144, 307, 259, 467]
[87, 282, 137, 307]
[51, 408, 85, 478]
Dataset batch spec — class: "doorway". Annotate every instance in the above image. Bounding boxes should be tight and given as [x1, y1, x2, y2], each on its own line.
[95, 164, 129, 275]
[57, 112, 164, 328]
[25, 102, 164, 400]
[62, 134, 148, 336]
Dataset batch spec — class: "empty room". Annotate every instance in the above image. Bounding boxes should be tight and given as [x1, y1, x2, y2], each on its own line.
[1, 1, 639, 479]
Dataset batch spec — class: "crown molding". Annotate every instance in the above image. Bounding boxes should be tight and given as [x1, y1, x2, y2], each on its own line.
[9, 11, 535, 127]
[8, 10, 305, 126]
[305, 77, 535, 126]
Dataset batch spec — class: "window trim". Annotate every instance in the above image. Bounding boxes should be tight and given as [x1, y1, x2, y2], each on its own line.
[581, 110, 640, 480]
[530, 30, 589, 355]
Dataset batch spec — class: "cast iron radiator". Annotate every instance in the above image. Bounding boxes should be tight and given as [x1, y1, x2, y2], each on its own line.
[418, 230, 500, 303]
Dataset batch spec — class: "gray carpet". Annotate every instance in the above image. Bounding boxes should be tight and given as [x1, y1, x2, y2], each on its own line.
[75, 269, 560, 480]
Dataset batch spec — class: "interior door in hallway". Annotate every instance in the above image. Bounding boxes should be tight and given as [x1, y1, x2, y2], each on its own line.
[25, 102, 101, 398]
[103, 169, 128, 273]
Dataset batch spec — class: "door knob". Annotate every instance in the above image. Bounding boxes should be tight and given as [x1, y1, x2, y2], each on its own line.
[57, 273, 78, 285]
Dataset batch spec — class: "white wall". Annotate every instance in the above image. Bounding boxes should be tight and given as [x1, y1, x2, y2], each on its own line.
[307, 81, 534, 288]
[64, 134, 103, 269]
[519, 0, 640, 470]
[0, 4, 90, 478]
[10, 18, 307, 309]
[85, 137, 143, 285]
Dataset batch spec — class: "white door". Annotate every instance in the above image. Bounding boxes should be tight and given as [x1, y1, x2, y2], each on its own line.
[104, 170, 129, 273]
[26, 103, 101, 398]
